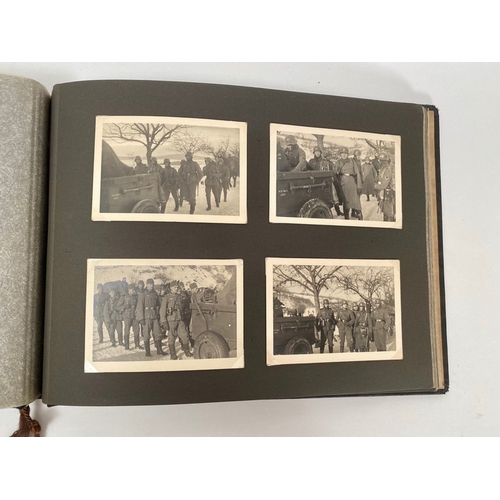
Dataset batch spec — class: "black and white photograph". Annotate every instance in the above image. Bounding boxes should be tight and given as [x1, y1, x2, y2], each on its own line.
[92, 116, 247, 223]
[85, 259, 244, 372]
[270, 124, 402, 228]
[266, 258, 402, 366]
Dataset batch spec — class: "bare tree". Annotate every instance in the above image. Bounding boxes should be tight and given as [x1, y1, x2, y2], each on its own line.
[172, 129, 208, 156]
[229, 142, 240, 160]
[103, 123, 185, 165]
[331, 266, 394, 310]
[274, 265, 343, 313]
[202, 137, 231, 160]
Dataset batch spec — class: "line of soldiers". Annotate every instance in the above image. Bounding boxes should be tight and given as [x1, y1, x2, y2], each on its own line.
[277, 135, 396, 222]
[315, 298, 392, 353]
[133, 152, 235, 215]
[93, 278, 205, 360]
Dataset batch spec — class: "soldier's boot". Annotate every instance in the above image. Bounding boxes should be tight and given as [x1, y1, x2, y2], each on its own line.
[344, 211, 350, 220]
[169, 339, 178, 360]
[182, 342, 193, 358]
[135, 341, 144, 350]
[145, 342, 152, 357]
[358, 211, 364, 220]
[189, 202, 195, 214]
[334, 203, 343, 216]
[367, 195, 370, 201]
[155, 340, 167, 356]
[340, 345, 344, 353]
[329, 345, 333, 354]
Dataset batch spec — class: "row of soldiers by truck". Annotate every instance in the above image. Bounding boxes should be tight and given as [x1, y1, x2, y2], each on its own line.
[274, 296, 394, 353]
[93, 278, 213, 360]
[277, 135, 396, 221]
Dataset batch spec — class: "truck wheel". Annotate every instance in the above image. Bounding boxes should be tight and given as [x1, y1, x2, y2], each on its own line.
[284, 335, 313, 355]
[193, 331, 230, 359]
[298, 199, 333, 219]
[131, 200, 160, 213]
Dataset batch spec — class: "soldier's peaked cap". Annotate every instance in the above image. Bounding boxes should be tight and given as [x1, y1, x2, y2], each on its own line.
[146, 278, 154, 285]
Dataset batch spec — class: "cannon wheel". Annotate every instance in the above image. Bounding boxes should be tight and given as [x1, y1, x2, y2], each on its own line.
[298, 198, 333, 219]
[131, 199, 160, 213]
[283, 335, 313, 355]
[193, 330, 230, 359]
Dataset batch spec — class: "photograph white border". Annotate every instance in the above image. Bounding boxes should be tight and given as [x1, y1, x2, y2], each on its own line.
[269, 123, 402, 229]
[266, 257, 403, 366]
[92, 115, 247, 224]
[85, 258, 244, 373]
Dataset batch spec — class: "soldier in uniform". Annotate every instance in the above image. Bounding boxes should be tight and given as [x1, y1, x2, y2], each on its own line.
[218, 157, 231, 203]
[371, 299, 391, 351]
[134, 156, 148, 175]
[334, 147, 363, 220]
[135, 278, 166, 357]
[122, 283, 143, 350]
[353, 149, 363, 181]
[179, 282, 194, 348]
[374, 153, 396, 222]
[316, 299, 337, 354]
[202, 157, 221, 211]
[160, 281, 193, 360]
[178, 151, 203, 214]
[149, 157, 161, 173]
[362, 157, 378, 202]
[103, 289, 122, 347]
[160, 158, 180, 212]
[277, 138, 290, 171]
[337, 301, 356, 352]
[273, 296, 284, 317]
[283, 135, 307, 171]
[93, 283, 108, 343]
[354, 302, 373, 352]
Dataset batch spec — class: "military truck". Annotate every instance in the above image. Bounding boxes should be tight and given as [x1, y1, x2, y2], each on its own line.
[273, 315, 316, 355]
[190, 273, 237, 359]
[99, 140, 164, 214]
[276, 170, 338, 218]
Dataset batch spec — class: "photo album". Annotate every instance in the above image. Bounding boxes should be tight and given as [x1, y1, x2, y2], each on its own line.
[0, 74, 447, 410]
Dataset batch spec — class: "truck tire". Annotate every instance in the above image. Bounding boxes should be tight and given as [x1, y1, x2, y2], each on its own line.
[298, 199, 333, 219]
[284, 335, 313, 355]
[193, 330, 230, 359]
[131, 199, 160, 213]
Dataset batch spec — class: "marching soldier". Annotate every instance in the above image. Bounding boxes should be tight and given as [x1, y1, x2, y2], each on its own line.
[334, 147, 363, 220]
[316, 299, 336, 353]
[160, 158, 180, 212]
[283, 135, 307, 171]
[160, 281, 193, 360]
[354, 302, 373, 352]
[178, 151, 203, 214]
[93, 283, 108, 343]
[337, 301, 356, 352]
[371, 299, 391, 351]
[203, 157, 221, 210]
[135, 278, 166, 357]
[218, 157, 230, 203]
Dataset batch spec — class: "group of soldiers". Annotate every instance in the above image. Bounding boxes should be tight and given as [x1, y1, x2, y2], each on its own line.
[133, 151, 237, 215]
[277, 135, 396, 222]
[93, 277, 207, 360]
[315, 298, 392, 353]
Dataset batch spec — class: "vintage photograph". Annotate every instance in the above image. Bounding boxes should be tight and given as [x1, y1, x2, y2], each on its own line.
[266, 258, 402, 366]
[92, 116, 247, 223]
[85, 259, 244, 372]
[270, 123, 402, 228]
